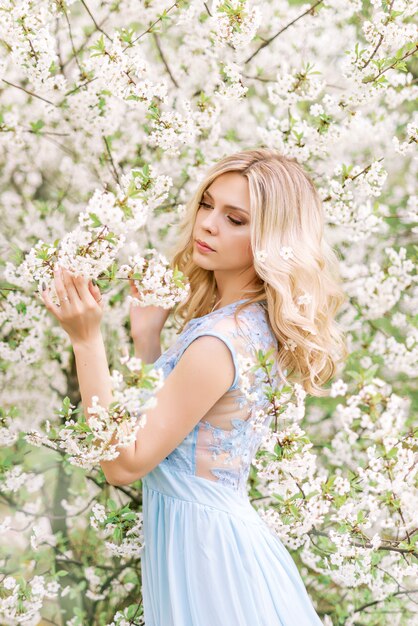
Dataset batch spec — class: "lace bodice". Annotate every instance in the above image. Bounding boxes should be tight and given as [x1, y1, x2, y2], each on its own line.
[150, 298, 283, 496]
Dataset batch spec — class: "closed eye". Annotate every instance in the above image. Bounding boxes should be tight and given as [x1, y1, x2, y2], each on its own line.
[198, 202, 244, 226]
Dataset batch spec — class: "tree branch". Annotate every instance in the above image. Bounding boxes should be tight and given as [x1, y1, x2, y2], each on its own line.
[244, 0, 324, 65]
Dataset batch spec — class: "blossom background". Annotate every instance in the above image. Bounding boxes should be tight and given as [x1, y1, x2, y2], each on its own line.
[0, 0, 417, 624]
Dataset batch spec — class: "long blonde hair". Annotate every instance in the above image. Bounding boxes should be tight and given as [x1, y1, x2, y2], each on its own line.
[167, 148, 348, 397]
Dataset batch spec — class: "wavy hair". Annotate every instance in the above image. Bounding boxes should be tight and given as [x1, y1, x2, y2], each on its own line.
[167, 148, 348, 397]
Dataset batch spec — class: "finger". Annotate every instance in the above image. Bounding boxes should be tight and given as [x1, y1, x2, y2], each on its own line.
[129, 279, 139, 295]
[88, 280, 103, 305]
[69, 272, 98, 306]
[59, 267, 81, 304]
[54, 265, 75, 306]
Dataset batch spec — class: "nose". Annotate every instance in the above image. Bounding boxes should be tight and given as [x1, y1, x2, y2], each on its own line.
[200, 209, 219, 233]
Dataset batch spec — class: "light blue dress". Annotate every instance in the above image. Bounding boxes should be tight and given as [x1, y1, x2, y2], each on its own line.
[140, 298, 323, 626]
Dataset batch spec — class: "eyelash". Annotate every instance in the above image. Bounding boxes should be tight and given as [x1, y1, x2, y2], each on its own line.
[198, 202, 244, 226]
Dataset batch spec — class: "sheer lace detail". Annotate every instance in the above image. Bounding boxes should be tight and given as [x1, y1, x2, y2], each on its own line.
[153, 299, 284, 494]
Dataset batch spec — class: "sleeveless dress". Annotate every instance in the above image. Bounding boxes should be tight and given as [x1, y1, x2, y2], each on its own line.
[140, 298, 323, 626]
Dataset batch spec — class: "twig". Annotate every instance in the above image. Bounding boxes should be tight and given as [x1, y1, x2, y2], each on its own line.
[311, 528, 418, 557]
[122, 1, 179, 52]
[62, 15, 111, 69]
[203, 2, 212, 17]
[152, 32, 179, 88]
[1, 79, 57, 106]
[363, 44, 418, 84]
[245, 0, 323, 65]
[1, 277, 146, 295]
[321, 157, 385, 202]
[62, 4, 84, 76]
[103, 136, 121, 185]
[360, 0, 395, 70]
[37, 132, 78, 158]
[63, 77, 98, 98]
[80, 0, 111, 41]
[352, 588, 418, 614]
[241, 73, 273, 83]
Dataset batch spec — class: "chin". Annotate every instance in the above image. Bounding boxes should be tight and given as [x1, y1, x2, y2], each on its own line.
[192, 250, 213, 267]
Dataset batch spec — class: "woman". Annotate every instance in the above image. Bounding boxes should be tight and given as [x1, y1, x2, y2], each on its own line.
[41, 148, 347, 625]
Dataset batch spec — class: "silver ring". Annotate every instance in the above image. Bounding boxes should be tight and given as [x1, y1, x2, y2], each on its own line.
[60, 296, 70, 303]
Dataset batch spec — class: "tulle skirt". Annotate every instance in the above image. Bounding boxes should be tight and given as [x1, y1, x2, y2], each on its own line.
[141, 463, 323, 626]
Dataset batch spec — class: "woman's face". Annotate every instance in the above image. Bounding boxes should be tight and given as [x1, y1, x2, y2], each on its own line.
[192, 171, 254, 274]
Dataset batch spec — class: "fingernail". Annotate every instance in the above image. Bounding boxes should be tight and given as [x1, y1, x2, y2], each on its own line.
[42, 281, 46, 291]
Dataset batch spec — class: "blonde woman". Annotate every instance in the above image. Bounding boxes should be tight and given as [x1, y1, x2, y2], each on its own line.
[42, 148, 347, 625]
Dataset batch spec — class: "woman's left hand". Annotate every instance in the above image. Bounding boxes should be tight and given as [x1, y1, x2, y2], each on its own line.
[41, 264, 105, 346]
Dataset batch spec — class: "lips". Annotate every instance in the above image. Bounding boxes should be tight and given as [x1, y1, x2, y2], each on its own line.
[196, 239, 215, 251]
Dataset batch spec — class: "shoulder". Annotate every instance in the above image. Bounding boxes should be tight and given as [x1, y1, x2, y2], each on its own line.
[178, 303, 267, 382]
[176, 327, 238, 395]
[182, 303, 269, 352]
[208, 302, 269, 348]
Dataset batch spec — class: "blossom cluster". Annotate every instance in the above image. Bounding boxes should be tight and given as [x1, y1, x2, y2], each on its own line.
[120, 247, 190, 310]
[24, 356, 164, 471]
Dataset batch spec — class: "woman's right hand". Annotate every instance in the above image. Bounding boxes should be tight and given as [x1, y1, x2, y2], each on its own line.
[129, 279, 173, 340]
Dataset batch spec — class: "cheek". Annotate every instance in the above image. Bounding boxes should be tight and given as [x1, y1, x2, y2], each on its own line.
[235, 234, 253, 258]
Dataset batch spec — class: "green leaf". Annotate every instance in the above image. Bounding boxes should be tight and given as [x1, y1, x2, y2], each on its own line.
[30, 119, 45, 134]
[122, 512, 137, 521]
[107, 498, 117, 511]
[88, 213, 102, 228]
[346, 370, 363, 382]
[89, 34, 106, 57]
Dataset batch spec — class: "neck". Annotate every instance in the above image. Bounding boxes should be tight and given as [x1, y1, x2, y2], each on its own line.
[211, 284, 264, 311]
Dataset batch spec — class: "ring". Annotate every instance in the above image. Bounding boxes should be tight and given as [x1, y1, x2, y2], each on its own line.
[97, 297, 102, 303]
[60, 296, 70, 303]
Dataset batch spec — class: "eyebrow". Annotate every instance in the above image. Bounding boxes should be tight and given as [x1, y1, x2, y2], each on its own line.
[203, 189, 249, 216]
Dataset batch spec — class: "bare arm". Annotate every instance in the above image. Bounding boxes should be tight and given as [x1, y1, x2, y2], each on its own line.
[133, 334, 162, 363]
[74, 332, 235, 486]
[129, 278, 169, 364]
[72, 334, 140, 484]
[40, 267, 177, 485]
[74, 329, 166, 483]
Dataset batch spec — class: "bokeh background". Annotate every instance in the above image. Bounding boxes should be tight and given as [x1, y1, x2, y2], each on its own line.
[0, 1, 417, 624]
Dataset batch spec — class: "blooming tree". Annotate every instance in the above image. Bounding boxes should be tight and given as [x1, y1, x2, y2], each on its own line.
[0, 0, 417, 624]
